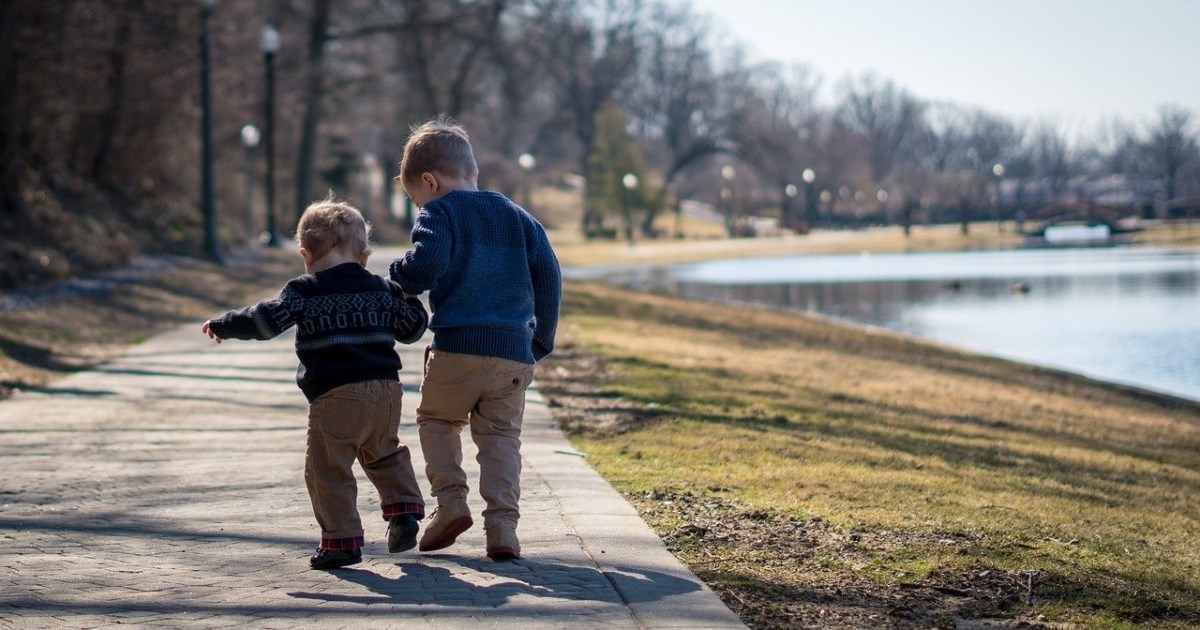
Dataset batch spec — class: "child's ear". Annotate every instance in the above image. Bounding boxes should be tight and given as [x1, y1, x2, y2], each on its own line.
[422, 172, 438, 191]
[299, 246, 315, 266]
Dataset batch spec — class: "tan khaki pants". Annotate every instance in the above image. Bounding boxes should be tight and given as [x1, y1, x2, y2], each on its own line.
[305, 380, 424, 540]
[416, 349, 535, 528]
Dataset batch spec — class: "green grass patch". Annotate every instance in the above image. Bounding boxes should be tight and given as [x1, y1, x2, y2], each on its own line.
[547, 281, 1200, 628]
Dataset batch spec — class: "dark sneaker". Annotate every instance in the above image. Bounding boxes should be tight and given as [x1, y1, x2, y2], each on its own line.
[387, 513, 420, 553]
[309, 547, 361, 570]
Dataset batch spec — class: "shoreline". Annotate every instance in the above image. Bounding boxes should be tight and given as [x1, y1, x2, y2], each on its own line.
[557, 228, 1200, 408]
[566, 275, 1200, 412]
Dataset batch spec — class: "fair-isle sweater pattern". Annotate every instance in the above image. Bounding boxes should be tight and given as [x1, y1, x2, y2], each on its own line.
[389, 189, 561, 364]
[206, 262, 428, 402]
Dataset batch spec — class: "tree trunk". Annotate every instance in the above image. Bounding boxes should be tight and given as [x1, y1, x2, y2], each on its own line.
[294, 0, 333, 220]
[0, 0, 20, 214]
[90, 0, 135, 185]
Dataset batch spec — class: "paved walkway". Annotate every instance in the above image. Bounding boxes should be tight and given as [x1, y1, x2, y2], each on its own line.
[0, 256, 745, 629]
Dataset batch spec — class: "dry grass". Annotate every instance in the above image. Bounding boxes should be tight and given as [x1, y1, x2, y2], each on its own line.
[0, 247, 303, 397]
[552, 223, 1023, 267]
[549, 217, 1200, 269]
[542, 281, 1200, 629]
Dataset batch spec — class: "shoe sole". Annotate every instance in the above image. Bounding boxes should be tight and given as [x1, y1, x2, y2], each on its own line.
[310, 556, 362, 570]
[486, 547, 519, 561]
[418, 516, 473, 552]
[388, 535, 418, 553]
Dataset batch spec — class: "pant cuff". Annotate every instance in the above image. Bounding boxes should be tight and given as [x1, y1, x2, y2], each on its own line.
[382, 501, 426, 520]
[319, 536, 364, 550]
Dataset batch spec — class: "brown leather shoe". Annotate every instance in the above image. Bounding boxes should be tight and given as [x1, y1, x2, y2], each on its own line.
[418, 500, 473, 552]
[485, 523, 520, 560]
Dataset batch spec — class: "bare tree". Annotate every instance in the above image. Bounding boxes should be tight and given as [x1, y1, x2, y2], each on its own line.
[1025, 119, 1078, 203]
[624, 2, 728, 234]
[730, 63, 822, 231]
[535, 0, 643, 189]
[1089, 115, 1141, 176]
[0, 0, 19, 216]
[837, 73, 927, 188]
[383, 0, 507, 119]
[292, 0, 333, 219]
[1142, 105, 1198, 202]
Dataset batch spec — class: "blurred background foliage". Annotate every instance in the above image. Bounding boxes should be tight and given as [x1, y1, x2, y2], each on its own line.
[1, 0, 1197, 287]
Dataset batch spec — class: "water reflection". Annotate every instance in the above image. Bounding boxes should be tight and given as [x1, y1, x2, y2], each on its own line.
[590, 248, 1200, 402]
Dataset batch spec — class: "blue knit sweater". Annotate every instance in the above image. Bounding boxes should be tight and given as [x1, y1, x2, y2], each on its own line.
[389, 190, 561, 364]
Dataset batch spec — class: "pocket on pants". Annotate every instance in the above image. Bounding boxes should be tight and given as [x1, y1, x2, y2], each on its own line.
[490, 364, 535, 400]
[311, 388, 370, 441]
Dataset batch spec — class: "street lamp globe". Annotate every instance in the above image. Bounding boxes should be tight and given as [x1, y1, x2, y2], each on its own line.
[240, 124, 261, 149]
[992, 163, 1006, 178]
[261, 25, 280, 53]
[622, 173, 639, 190]
[518, 153, 536, 172]
[802, 168, 815, 184]
[785, 184, 798, 198]
[721, 165, 735, 181]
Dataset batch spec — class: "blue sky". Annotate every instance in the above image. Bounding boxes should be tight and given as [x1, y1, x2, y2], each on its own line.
[686, 0, 1200, 135]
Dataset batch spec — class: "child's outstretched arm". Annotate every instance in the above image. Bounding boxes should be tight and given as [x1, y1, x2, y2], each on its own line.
[201, 321, 223, 343]
[202, 285, 299, 343]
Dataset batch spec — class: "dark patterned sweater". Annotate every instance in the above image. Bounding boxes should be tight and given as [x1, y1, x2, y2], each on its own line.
[205, 262, 428, 402]
[389, 190, 561, 364]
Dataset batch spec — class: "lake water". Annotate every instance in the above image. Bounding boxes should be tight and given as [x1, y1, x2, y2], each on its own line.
[578, 247, 1200, 402]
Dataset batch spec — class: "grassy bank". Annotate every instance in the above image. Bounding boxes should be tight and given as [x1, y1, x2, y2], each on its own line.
[538, 281, 1200, 629]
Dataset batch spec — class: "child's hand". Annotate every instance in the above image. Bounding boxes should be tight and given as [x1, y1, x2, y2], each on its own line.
[201, 322, 223, 344]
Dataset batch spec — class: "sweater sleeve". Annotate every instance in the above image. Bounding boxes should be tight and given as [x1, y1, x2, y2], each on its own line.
[206, 284, 299, 341]
[389, 283, 429, 344]
[528, 223, 562, 362]
[389, 205, 452, 295]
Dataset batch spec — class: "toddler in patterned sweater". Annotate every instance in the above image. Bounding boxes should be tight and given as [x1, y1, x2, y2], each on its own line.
[202, 198, 429, 570]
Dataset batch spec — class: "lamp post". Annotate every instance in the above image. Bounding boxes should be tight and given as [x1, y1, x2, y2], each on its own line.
[801, 167, 816, 229]
[240, 124, 260, 239]
[518, 152, 536, 212]
[784, 184, 797, 231]
[721, 164, 736, 236]
[261, 25, 280, 246]
[992, 163, 1006, 230]
[621, 173, 638, 244]
[198, 0, 222, 262]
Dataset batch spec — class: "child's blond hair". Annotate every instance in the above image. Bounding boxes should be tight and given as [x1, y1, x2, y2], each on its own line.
[397, 115, 479, 191]
[295, 196, 373, 260]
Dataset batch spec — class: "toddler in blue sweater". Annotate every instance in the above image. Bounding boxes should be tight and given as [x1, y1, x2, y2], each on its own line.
[389, 117, 562, 560]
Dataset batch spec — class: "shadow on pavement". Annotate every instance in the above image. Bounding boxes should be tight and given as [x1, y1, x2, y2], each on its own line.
[290, 557, 699, 606]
